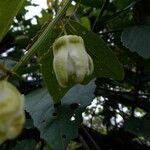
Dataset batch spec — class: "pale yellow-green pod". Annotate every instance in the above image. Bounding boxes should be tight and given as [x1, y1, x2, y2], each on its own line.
[53, 35, 94, 88]
[0, 80, 25, 144]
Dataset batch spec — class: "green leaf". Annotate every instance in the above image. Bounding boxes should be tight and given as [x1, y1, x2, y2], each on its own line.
[80, 17, 91, 30]
[0, 0, 25, 41]
[125, 115, 150, 138]
[15, 35, 30, 48]
[75, 0, 102, 8]
[121, 25, 150, 58]
[38, 10, 52, 25]
[66, 20, 124, 80]
[66, 5, 75, 17]
[13, 139, 37, 150]
[25, 80, 95, 150]
[113, 0, 133, 10]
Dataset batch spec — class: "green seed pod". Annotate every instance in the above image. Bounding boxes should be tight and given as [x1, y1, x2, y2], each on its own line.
[53, 35, 94, 88]
[0, 80, 25, 144]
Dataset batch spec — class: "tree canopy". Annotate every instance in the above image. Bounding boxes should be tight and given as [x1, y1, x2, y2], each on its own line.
[0, 0, 150, 150]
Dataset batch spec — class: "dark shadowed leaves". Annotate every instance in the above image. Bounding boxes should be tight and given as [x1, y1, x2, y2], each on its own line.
[25, 80, 95, 150]
[121, 25, 150, 58]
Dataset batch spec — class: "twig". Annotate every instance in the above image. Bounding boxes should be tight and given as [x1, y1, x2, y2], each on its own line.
[92, 0, 109, 31]
[79, 135, 90, 150]
[13, 0, 73, 72]
[82, 126, 101, 150]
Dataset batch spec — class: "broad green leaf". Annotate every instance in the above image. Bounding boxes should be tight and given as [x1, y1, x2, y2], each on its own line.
[125, 115, 150, 138]
[0, 0, 25, 41]
[66, 20, 124, 80]
[13, 139, 37, 150]
[121, 25, 150, 58]
[25, 80, 95, 150]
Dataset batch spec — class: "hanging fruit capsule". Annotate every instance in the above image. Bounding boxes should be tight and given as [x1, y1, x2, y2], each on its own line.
[53, 35, 94, 88]
[0, 80, 25, 144]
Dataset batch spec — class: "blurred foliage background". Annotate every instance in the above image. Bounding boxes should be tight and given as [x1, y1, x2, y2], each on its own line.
[0, 0, 150, 149]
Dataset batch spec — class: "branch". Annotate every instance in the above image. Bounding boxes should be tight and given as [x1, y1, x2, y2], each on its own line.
[13, 0, 73, 72]
[92, 0, 109, 30]
[81, 126, 101, 150]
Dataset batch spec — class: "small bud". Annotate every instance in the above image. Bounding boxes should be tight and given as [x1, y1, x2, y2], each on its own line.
[53, 35, 94, 87]
[0, 80, 25, 144]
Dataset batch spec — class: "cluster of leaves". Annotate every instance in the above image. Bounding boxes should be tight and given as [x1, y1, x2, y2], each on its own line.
[0, 0, 150, 150]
